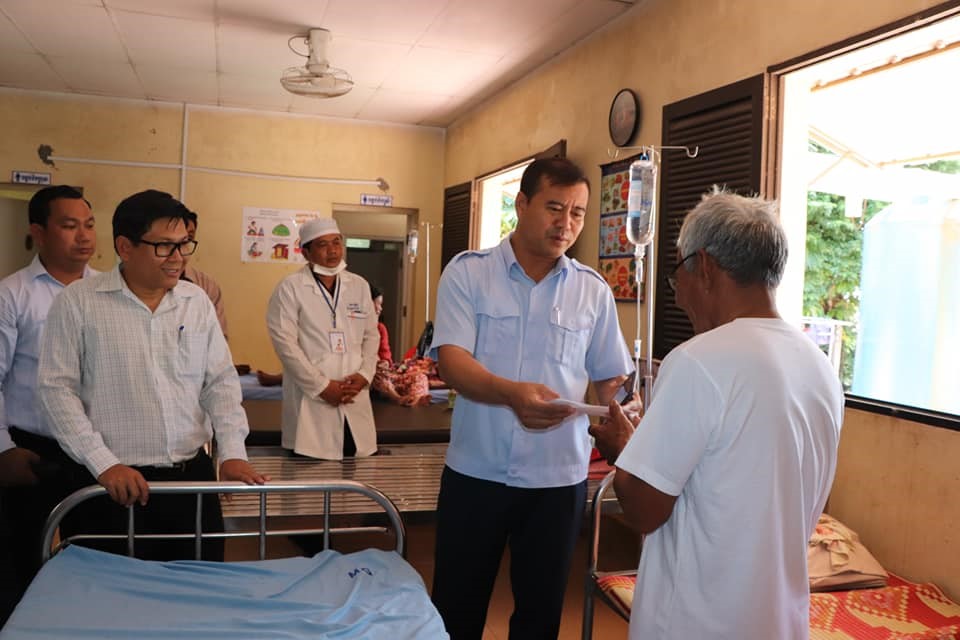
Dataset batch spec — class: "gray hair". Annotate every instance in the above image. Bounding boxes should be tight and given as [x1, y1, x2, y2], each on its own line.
[677, 187, 787, 287]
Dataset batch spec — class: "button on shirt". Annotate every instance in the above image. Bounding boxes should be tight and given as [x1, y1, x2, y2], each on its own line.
[37, 266, 249, 477]
[0, 256, 96, 452]
[430, 236, 633, 488]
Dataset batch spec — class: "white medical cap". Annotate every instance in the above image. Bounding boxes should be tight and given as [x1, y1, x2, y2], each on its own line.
[299, 218, 341, 246]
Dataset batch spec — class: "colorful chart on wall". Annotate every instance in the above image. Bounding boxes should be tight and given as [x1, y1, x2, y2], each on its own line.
[599, 154, 643, 302]
[240, 207, 319, 264]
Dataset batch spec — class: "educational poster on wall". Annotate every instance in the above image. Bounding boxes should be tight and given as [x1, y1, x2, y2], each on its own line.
[599, 155, 643, 302]
[240, 207, 319, 264]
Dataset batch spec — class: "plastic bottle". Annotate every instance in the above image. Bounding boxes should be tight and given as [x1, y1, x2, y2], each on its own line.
[407, 229, 418, 263]
[626, 158, 657, 247]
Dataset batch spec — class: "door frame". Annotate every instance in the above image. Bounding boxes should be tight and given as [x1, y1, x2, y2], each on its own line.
[332, 203, 418, 356]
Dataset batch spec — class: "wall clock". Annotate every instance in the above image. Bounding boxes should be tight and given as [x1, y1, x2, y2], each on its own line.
[608, 88, 640, 147]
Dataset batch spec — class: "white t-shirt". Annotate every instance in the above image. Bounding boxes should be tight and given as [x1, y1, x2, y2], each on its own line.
[616, 318, 843, 640]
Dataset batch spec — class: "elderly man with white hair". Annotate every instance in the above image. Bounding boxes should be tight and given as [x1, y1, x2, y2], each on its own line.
[266, 218, 379, 460]
[590, 188, 844, 640]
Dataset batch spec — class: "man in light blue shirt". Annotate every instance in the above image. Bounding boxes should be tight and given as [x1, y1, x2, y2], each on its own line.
[0, 185, 97, 625]
[430, 158, 633, 639]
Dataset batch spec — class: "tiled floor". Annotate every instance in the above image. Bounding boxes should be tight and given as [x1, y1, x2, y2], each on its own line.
[227, 517, 634, 639]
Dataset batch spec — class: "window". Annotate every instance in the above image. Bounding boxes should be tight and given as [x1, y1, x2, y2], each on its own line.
[654, 75, 767, 359]
[441, 182, 471, 272]
[772, 8, 960, 418]
[475, 163, 528, 249]
[440, 141, 565, 268]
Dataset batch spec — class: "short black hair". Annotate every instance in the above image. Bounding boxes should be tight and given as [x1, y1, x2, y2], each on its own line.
[184, 210, 198, 225]
[370, 285, 382, 299]
[112, 189, 194, 246]
[28, 185, 89, 226]
[519, 158, 590, 199]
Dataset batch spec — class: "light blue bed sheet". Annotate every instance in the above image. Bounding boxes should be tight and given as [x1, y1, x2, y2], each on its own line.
[2, 545, 448, 639]
[238, 373, 282, 401]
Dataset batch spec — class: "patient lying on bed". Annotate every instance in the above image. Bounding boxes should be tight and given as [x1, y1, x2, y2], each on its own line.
[372, 357, 442, 406]
[254, 357, 444, 407]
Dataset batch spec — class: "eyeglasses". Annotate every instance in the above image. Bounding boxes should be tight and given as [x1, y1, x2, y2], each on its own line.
[138, 239, 199, 258]
[666, 252, 697, 292]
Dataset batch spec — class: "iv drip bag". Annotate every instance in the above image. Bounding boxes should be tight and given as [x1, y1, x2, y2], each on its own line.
[626, 158, 657, 247]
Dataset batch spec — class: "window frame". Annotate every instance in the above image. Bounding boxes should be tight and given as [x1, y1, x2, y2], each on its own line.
[654, 74, 768, 359]
[765, 0, 960, 432]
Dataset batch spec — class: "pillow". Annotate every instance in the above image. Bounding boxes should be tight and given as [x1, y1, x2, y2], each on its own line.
[596, 574, 636, 615]
[808, 513, 887, 592]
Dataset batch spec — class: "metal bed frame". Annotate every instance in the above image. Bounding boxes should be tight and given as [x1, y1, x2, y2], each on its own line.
[223, 444, 612, 523]
[228, 443, 448, 519]
[581, 471, 640, 640]
[41, 480, 406, 563]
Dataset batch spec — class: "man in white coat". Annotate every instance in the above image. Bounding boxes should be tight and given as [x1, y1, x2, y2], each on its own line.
[266, 218, 379, 459]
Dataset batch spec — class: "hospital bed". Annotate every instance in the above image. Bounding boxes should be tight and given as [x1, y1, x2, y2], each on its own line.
[238, 373, 283, 438]
[1, 481, 448, 639]
[238, 373, 452, 444]
[581, 472, 960, 640]
[234, 443, 449, 517]
[231, 443, 614, 523]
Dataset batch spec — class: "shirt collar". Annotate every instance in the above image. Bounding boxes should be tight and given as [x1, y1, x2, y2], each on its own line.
[298, 264, 318, 286]
[95, 265, 127, 293]
[26, 255, 48, 281]
[97, 264, 199, 300]
[498, 233, 571, 282]
[28, 254, 96, 284]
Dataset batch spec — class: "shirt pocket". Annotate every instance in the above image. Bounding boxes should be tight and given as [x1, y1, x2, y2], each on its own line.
[547, 314, 592, 367]
[345, 310, 369, 343]
[475, 298, 521, 358]
[176, 330, 207, 380]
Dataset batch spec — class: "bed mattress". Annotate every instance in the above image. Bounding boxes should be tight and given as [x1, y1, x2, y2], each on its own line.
[2, 545, 447, 639]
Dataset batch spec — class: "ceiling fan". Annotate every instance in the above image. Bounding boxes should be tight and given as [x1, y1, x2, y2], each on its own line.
[280, 28, 353, 98]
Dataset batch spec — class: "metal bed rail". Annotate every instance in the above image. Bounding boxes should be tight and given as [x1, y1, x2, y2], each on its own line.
[229, 445, 448, 518]
[41, 480, 406, 563]
[228, 444, 613, 521]
[582, 470, 640, 640]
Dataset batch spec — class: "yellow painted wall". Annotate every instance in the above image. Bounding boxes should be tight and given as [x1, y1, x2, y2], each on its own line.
[444, 0, 957, 595]
[1, 0, 955, 595]
[445, 0, 941, 342]
[831, 410, 960, 599]
[0, 91, 445, 369]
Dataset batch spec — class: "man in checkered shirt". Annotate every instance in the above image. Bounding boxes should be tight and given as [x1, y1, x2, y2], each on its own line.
[37, 190, 268, 561]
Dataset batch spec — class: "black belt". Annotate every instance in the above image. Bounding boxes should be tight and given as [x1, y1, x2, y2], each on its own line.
[10, 427, 206, 475]
[143, 460, 190, 472]
[8, 427, 65, 459]
[134, 450, 209, 475]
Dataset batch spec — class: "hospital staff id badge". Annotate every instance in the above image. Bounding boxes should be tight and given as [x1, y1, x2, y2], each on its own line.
[329, 331, 347, 354]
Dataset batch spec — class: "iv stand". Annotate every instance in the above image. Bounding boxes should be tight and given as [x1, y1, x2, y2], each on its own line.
[420, 222, 442, 322]
[624, 144, 699, 406]
[629, 240, 655, 406]
[607, 144, 699, 160]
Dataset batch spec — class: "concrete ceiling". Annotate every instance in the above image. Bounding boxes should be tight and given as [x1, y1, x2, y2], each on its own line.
[0, 0, 636, 126]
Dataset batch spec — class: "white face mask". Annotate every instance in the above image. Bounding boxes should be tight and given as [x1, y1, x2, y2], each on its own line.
[311, 260, 347, 277]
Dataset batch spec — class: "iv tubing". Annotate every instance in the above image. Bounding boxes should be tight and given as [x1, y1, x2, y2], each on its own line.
[643, 240, 655, 403]
[633, 244, 644, 398]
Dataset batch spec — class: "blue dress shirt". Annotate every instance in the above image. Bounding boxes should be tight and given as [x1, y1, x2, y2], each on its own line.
[430, 236, 633, 488]
[0, 256, 96, 452]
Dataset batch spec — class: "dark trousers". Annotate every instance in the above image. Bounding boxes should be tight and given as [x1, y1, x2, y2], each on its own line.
[0, 494, 15, 628]
[288, 419, 357, 557]
[431, 466, 586, 640]
[288, 417, 358, 459]
[343, 417, 357, 457]
[59, 450, 225, 562]
[1, 428, 87, 626]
